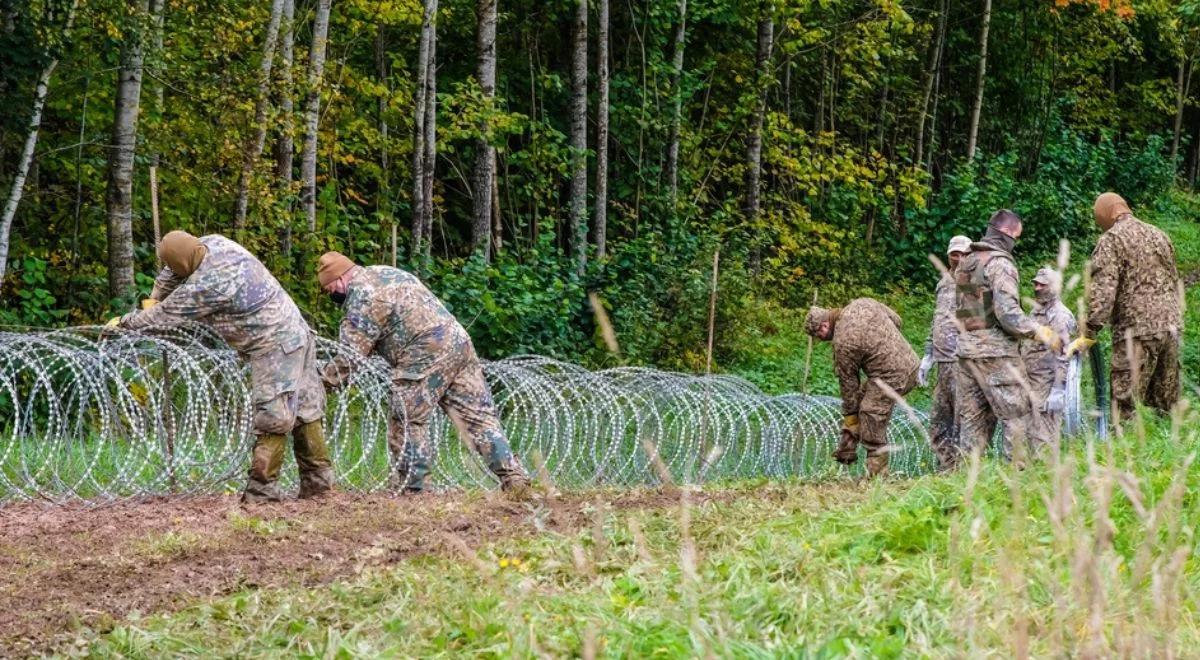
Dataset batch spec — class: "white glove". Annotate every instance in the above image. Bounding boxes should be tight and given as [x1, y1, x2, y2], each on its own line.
[1043, 387, 1066, 413]
[917, 355, 933, 387]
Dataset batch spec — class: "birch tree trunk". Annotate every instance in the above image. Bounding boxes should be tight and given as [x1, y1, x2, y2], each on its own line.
[411, 0, 437, 258]
[232, 0, 286, 232]
[965, 0, 991, 162]
[0, 0, 79, 284]
[106, 0, 154, 300]
[300, 0, 332, 233]
[421, 23, 437, 258]
[568, 0, 588, 273]
[743, 12, 773, 228]
[914, 0, 947, 167]
[594, 0, 609, 259]
[274, 0, 295, 183]
[471, 0, 497, 260]
[664, 0, 687, 208]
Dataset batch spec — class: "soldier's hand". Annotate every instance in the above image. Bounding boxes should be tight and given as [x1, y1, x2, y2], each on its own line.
[140, 298, 158, 310]
[841, 414, 859, 433]
[1034, 325, 1062, 352]
[1064, 336, 1096, 358]
[917, 355, 933, 387]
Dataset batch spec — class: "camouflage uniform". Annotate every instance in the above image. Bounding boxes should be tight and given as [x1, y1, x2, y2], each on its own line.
[923, 272, 960, 469]
[831, 298, 920, 473]
[321, 265, 527, 492]
[954, 233, 1045, 462]
[120, 235, 332, 500]
[1021, 290, 1076, 444]
[1087, 214, 1183, 419]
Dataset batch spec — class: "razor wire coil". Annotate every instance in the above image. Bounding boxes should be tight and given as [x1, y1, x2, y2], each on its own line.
[0, 326, 934, 504]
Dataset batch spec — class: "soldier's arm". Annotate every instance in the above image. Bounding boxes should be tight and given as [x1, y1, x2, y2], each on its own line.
[1086, 238, 1118, 336]
[321, 296, 387, 387]
[834, 345, 863, 417]
[120, 279, 215, 331]
[989, 260, 1038, 339]
[149, 266, 186, 302]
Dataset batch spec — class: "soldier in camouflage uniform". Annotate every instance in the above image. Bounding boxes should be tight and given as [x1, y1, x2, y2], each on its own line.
[114, 231, 333, 502]
[1067, 193, 1183, 420]
[1021, 268, 1076, 443]
[919, 235, 971, 470]
[955, 210, 1062, 462]
[316, 252, 530, 495]
[805, 298, 919, 478]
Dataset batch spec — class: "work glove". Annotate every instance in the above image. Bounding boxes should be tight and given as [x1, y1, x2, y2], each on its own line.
[917, 354, 934, 387]
[1065, 336, 1096, 358]
[140, 298, 158, 310]
[1043, 387, 1066, 413]
[105, 316, 122, 329]
[1033, 325, 1062, 352]
[842, 415, 859, 433]
[833, 428, 859, 465]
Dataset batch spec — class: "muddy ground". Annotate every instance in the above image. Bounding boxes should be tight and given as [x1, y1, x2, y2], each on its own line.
[0, 488, 702, 656]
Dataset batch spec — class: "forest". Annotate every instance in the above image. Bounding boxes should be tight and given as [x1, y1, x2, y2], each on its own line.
[2, 0, 1198, 370]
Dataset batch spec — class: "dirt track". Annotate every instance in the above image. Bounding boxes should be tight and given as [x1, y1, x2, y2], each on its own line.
[0, 488, 698, 656]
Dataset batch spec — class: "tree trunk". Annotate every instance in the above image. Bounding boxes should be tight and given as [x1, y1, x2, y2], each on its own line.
[914, 0, 947, 167]
[300, 0, 333, 234]
[1170, 56, 1193, 165]
[965, 0, 991, 162]
[274, 0, 295, 182]
[0, 0, 79, 285]
[106, 0, 155, 300]
[471, 0, 497, 260]
[568, 0, 588, 274]
[664, 0, 687, 208]
[411, 0, 437, 259]
[743, 12, 773, 227]
[594, 0, 609, 259]
[233, 0, 286, 232]
[421, 23, 437, 258]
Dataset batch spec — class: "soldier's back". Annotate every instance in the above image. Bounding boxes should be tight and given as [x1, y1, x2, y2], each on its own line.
[1094, 217, 1181, 337]
[835, 298, 917, 380]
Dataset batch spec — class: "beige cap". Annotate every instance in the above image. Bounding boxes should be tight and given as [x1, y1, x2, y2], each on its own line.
[947, 235, 971, 255]
[317, 251, 357, 288]
[158, 231, 207, 277]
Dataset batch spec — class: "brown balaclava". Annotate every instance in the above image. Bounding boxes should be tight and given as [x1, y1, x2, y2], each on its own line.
[1093, 192, 1131, 232]
[804, 306, 841, 339]
[317, 251, 357, 288]
[158, 231, 208, 277]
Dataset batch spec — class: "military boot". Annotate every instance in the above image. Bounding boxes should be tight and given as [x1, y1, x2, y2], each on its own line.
[242, 433, 287, 503]
[293, 420, 335, 499]
[391, 444, 430, 493]
[865, 453, 889, 479]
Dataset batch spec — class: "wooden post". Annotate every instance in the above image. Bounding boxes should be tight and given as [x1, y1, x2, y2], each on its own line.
[801, 289, 818, 393]
[705, 246, 720, 375]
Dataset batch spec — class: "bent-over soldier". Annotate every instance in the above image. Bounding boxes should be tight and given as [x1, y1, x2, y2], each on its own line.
[920, 235, 971, 469]
[805, 298, 919, 477]
[1021, 268, 1076, 443]
[1067, 193, 1183, 420]
[113, 231, 333, 502]
[955, 210, 1061, 462]
[316, 252, 530, 495]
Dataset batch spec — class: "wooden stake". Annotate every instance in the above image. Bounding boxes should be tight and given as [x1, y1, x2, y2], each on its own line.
[150, 164, 162, 265]
[801, 289, 818, 393]
[705, 246, 720, 375]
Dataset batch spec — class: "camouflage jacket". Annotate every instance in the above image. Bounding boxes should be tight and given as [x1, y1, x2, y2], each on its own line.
[121, 235, 309, 358]
[923, 272, 959, 363]
[955, 238, 1039, 359]
[1087, 214, 1182, 340]
[322, 265, 470, 386]
[832, 298, 920, 416]
[1021, 298, 1076, 386]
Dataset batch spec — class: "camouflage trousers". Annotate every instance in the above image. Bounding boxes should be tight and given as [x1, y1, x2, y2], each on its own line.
[249, 333, 326, 435]
[1025, 366, 1062, 446]
[1111, 331, 1181, 420]
[387, 343, 527, 492]
[957, 356, 1046, 462]
[854, 368, 919, 458]
[928, 361, 960, 470]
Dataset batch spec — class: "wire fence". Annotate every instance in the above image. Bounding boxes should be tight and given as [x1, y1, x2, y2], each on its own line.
[0, 325, 933, 504]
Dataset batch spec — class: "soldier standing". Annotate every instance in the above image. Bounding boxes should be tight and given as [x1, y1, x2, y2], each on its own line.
[955, 210, 1062, 461]
[316, 252, 531, 495]
[112, 231, 334, 502]
[1021, 268, 1076, 443]
[805, 298, 919, 478]
[1067, 193, 1183, 420]
[919, 235, 972, 469]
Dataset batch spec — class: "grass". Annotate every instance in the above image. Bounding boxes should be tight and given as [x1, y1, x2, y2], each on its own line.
[86, 414, 1200, 657]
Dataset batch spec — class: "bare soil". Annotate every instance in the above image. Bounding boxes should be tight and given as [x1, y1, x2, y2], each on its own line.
[0, 488, 702, 657]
